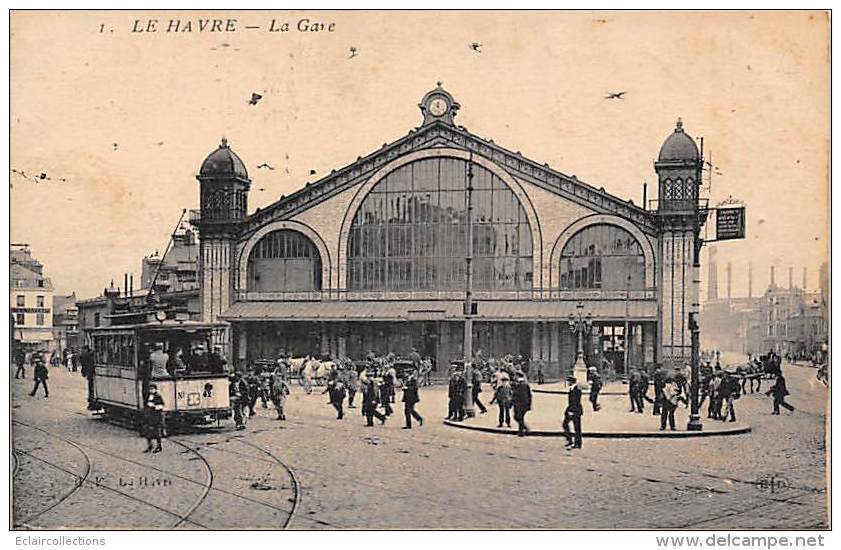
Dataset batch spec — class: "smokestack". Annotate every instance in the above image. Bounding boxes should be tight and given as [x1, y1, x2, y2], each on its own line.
[749, 262, 753, 298]
[708, 247, 719, 301]
[802, 267, 807, 291]
[129, 274, 134, 297]
[124, 273, 128, 298]
[726, 262, 732, 301]
[770, 265, 776, 288]
[788, 267, 793, 289]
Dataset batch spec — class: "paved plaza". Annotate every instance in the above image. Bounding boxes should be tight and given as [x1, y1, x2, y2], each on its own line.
[11, 362, 828, 529]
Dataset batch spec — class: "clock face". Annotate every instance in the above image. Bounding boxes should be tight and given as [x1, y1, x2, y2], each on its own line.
[428, 97, 448, 116]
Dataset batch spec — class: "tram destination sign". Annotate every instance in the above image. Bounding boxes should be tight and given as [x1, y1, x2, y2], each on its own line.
[715, 206, 746, 241]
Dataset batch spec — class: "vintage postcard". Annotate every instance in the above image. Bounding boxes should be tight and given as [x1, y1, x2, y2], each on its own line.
[8, 9, 830, 534]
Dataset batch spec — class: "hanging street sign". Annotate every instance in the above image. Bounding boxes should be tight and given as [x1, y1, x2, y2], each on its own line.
[715, 206, 746, 241]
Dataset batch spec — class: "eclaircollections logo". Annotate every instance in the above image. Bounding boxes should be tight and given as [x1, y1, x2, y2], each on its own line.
[755, 473, 791, 494]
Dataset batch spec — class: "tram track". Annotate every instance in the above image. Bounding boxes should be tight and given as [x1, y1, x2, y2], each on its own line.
[13, 415, 306, 529]
[12, 420, 210, 529]
[232, 438, 300, 528]
[12, 422, 93, 528]
[167, 438, 214, 529]
[12, 449, 21, 478]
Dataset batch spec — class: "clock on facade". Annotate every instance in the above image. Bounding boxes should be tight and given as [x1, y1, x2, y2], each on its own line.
[428, 97, 448, 116]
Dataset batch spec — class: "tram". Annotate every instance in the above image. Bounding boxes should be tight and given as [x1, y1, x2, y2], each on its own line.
[90, 320, 231, 426]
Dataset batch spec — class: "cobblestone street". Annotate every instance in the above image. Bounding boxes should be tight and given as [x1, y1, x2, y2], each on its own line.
[11, 363, 828, 530]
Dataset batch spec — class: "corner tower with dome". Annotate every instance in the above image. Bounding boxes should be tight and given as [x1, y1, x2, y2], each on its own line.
[655, 119, 705, 365]
[191, 86, 708, 374]
[195, 137, 251, 335]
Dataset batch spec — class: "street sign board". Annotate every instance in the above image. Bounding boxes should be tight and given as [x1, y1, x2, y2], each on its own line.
[716, 206, 746, 241]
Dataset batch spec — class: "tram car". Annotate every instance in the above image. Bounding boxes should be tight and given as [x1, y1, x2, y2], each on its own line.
[90, 321, 231, 426]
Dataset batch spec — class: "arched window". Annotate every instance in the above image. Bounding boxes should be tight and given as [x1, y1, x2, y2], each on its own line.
[247, 230, 322, 292]
[559, 224, 645, 290]
[347, 158, 533, 291]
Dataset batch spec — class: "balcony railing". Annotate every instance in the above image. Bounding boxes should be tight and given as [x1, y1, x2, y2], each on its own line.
[236, 288, 657, 302]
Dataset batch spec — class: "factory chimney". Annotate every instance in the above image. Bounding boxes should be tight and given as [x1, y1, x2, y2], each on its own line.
[748, 262, 753, 298]
[770, 265, 776, 289]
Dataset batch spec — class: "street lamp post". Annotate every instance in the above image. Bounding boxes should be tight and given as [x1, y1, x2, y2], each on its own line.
[567, 301, 593, 386]
[462, 154, 476, 417]
[687, 220, 704, 431]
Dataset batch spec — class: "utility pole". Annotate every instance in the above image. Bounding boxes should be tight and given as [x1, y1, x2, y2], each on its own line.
[463, 154, 476, 417]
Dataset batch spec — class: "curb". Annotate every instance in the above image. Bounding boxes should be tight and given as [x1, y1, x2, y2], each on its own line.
[533, 388, 629, 396]
[442, 419, 751, 439]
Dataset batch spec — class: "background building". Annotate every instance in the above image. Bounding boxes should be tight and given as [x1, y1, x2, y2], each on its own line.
[76, 226, 201, 348]
[189, 86, 707, 377]
[52, 292, 79, 353]
[10, 244, 54, 350]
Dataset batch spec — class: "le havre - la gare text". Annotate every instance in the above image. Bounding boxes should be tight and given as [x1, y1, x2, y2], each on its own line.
[128, 18, 336, 34]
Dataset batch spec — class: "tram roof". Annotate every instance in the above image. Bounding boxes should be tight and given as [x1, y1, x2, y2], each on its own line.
[89, 321, 224, 333]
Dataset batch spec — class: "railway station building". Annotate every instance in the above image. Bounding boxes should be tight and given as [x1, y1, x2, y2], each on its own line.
[193, 85, 704, 377]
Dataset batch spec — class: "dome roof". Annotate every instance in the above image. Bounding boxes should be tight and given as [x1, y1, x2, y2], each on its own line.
[199, 138, 248, 179]
[658, 119, 699, 161]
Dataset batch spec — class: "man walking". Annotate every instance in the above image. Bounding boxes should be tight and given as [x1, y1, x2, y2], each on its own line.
[511, 374, 532, 436]
[345, 365, 359, 408]
[362, 378, 387, 427]
[719, 372, 739, 422]
[229, 373, 247, 430]
[766, 372, 795, 415]
[271, 372, 291, 420]
[471, 368, 487, 415]
[563, 375, 584, 449]
[14, 346, 27, 379]
[588, 368, 603, 412]
[628, 369, 641, 412]
[80, 345, 96, 410]
[327, 378, 347, 419]
[29, 355, 49, 398]
[402, 371, 423, 429]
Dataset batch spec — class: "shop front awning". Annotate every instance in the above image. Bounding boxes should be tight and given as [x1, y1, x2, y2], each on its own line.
[220, 299, 658, 322]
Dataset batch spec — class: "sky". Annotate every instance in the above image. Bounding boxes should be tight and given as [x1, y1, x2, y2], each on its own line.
[10, 10, 829, 299]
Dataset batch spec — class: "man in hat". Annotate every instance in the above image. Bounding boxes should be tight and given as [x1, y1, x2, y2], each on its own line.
[402, 370, 423, 429]
[361, 377, 387, 427]
[325, 377, 347, 420]
[14, 346, 26, 379]
[244, 368, 260, 417]
[229, 372, 247, 430]
[471, 367, 488, 415]
[345, 363, 359, 408]
[447, 370, 467, 421]
[142, 383, 165, 453]
[150, 343, 169, 380]
[563, 375, 584, 449]
[271, 371, 291, 420]
[189, 345, 209, 373]
[207, 345, 228, 374]
[490, 372, 513, 428]
[511, 373, 532, 436]
[765, 371, 795, 415]
[29, 355, 49, 398]
[80, 345, 97, 410]
[651, 364, 666, 415]
[588, 368, 603, 412]
[660, 376, 683, 431]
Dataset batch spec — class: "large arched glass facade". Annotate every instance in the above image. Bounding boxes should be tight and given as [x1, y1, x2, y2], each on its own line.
[247, 229, 322, 292]
[347, 158, 533, 291]
[559, 224, 645, 290]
